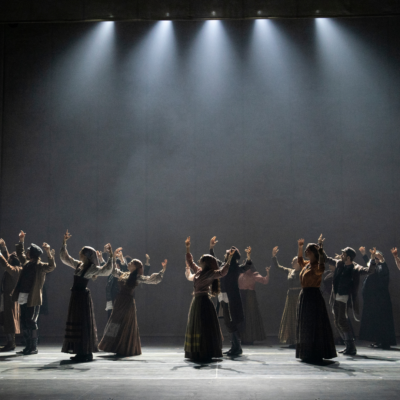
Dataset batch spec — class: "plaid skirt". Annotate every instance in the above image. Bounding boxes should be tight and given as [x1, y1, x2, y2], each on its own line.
[239, 290, 266, 343]
[278, 288, 301, 344]
[296, 288, 337, 360]
[184, 293, 223, 360]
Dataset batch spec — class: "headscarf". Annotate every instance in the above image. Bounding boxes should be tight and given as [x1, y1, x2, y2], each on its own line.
[225, 246, 241, 263]
[27, 243, 43, 259]
[8, 252, 20, 267]
[81, 246, 100, 266]
[200, 254, 219, 271]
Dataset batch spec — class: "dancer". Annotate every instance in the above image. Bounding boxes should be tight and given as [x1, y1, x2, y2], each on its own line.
[391, 247, 400, 271]
[271, 246, 301, 348]
[358, 247, 396, 350]
[296, 236, 336, 362]
[325, 247, 375, 356]
[60, 230, 118, 362]
[209, 236, 252, 356]
[99, 257, 166, 357]
[12, 231, 56, 355]
[185, 236, 235, 361]
[238, 251, 269, 344]
[0, 239, 22, 351]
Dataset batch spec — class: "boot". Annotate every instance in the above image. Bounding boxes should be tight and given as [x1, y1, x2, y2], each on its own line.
[25, 330, 38, 355]
[17, 330, 30, 354]
[223, 333, 235, 355]
[338, 332, 347, 353]
[0, 334, 16, 352]
[225, 332, 242, 356]
[70, 353, 93, 363]
[343, 340, 357, 356]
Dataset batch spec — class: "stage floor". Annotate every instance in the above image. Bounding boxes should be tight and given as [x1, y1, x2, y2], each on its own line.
[0, 343, 400, 399]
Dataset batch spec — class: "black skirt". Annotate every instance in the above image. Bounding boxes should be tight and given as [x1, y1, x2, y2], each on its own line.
[296, 288, 337, 360]
[62, 288, 99, 355]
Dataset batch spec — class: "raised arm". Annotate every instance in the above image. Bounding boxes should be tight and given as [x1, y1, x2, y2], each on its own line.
[271, 246, 293, 274]
[138, 259, 167, 285]
[16, 231, 27, 265]
[239, 246, 253, 272]
[358, 246, 370, 266]
[391, 248, 400, 271]
[297, 238, 307, 269]
[185, 260, 195, 281]
[60, 230, 80, 269]
[185, 236, 201, 274]
[213, 248, 235, 278]
[0, 239, 10, 260]
[0, 253, 22, 279]
[85, 244, 118, 279]
[41, 243, 56, 273]
[209, 236, 223, 266]
[254, 266, 270, 285]
[316, 235, 326, 275]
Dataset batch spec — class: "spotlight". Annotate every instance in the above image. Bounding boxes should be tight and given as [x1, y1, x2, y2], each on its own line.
[257, 10, 262, 15]
[212, 11, 216, 16]
[316, 10, 320, 14]
[109, 14, 114, 18]
[166, 12, 170, 17]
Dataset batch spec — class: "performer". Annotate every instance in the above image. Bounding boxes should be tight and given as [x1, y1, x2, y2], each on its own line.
[271, 246, 301, 348]
[12, 231, 56, 355]
[391, 247, 400, 271]
[0, 239, 22, 351]
[358, 247, 396, 350]
[296, 235, 336, 362]
[325, 247, 375, 356]
[185, 236, 235, 361]
[60, 230, 118, 362]
[209, 236, 252, 356]
[238, 251, 269, 345]
[99, 258, 166, 357]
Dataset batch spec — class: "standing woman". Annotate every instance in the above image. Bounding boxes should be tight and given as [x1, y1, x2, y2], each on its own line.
[296, 236, 336, 362]
[185, 236, 235, 362]
[60, 230, 118, 362]
[98, 257, 167, 357]
[238, 249, 270, 345]
[271, 246, 302, 349]
[0, 239, 22, 351]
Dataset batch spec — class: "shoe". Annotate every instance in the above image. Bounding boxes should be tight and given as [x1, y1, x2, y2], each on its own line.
[70, 354, 93, 362]
[226, 332, 242, 356]
[369, 343, 381, 349]
[17, 330, 30, 354]
[288, 344, 296, 349]
[343, 340, 357, 356]
[0, 342, 16, 352]
[25, 337, 38, 355]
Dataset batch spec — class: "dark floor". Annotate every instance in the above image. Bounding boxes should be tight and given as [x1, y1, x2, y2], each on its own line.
[0, 340, 400, 399]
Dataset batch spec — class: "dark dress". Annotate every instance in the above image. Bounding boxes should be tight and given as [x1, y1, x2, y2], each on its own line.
[359, 256, 397, 347]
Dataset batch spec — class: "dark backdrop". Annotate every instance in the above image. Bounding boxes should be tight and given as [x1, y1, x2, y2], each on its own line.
[0, 17, 400, 338]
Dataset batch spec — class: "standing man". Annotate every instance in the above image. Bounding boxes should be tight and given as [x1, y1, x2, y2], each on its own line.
[209, 236, 252, 356]
[326, 247, 375, 356]
[12, 231, 56, 355]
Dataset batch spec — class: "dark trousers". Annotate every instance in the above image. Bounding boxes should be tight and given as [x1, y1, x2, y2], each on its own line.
[20, 304, 40, 331]
[222, 302, 238, 334]
[333, 300, 353, 339]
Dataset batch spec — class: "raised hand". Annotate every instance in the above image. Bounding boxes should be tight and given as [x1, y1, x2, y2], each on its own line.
[391, 247, 398, 257]
[42, 243, 51, 254]
[104, 243, 113, 255]
[265, 266, 271, 274]
[51, 249, 55, 257]
[334, 253, 341, 260]
[185, 236, 191, 248]
[210, 236, 218, 249]
[298, 238, 305, 247]
[113, 247, 123, 258]
[162, 259, 168, 271]
[359, 246, 366, 255]
[0, 239, 5, 247]
[228, 248, 236, 259]
[245, 246, 252, 259]
[146, 254, 150, 263]
[272, 246, 279, 257]
[64, 230, 72, 243]
[369, 247, 377, 259]
[19, 231, 26, 242]
[318, 234, 325, 248]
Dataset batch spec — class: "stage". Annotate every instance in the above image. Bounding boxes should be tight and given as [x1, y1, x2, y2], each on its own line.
[0, 342, 399, 399]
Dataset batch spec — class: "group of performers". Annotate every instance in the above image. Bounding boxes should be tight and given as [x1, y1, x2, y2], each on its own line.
[0, 230, 398, 364]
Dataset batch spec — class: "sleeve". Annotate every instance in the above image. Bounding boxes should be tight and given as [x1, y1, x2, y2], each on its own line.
[0, 244, 10, 260]
[316, 260, 325, 275]
[362, 254, 370, 266]
[271, 256, 292, 274]
[185, 268, 194, 281]
[60, 243, 80, 269]
[144, 263, 151, 276]
[112, 267, 124, 278]
[393, 255, 400, 271]
[213, 262, 230, 278]
[326, 256, 338, 269]
[0, 256, 22, 279]
[84, 256, 113, 279]
[186, 253, 201, 274]
[353, 262, 375, 276]
[239, 259, 253, 273]
[137, 270, 164, 285]
[16, 242, 27, 265]
[40, 251, 56, 274]
[254, 272, 269, 285]
[209, 248, 223, 267]
[298, 256, 307, 269]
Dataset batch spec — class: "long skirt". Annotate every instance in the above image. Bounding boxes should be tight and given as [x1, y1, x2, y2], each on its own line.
[278, 288, 301, 344]
[98, 294, 141, 356]
[62, 288, 98, 355]
[184, 293, 223, 360]
[0, 294, 20, 334]
[239, 289, 266, 343]
[296, 288, 337, 360]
